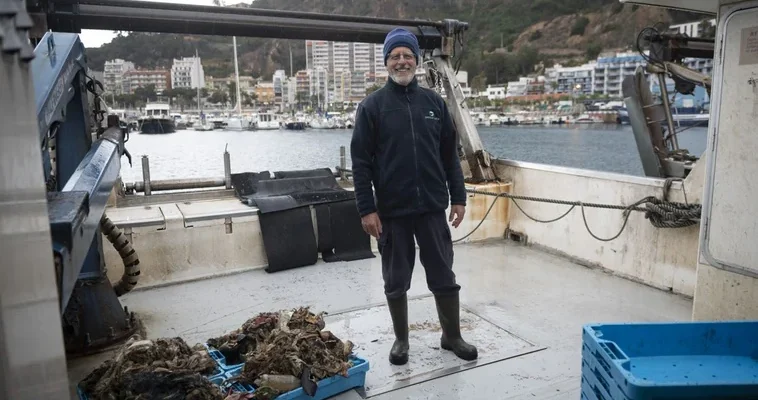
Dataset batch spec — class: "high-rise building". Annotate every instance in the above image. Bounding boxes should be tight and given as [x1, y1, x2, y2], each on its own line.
[104, 59, 135, 94]
[331, 42, 351, 72]
[306, 40, 330, 71]
[352, 43, 372, 72]
[170, 56, 205, 89]
[373, 44, 385, 75]
[310, 67, 329, 109]
[295, 70, 311, 106]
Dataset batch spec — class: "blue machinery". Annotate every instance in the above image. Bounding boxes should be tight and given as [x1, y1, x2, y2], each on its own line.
[32, 30, 137, 354]
[6, 0, 485, 362]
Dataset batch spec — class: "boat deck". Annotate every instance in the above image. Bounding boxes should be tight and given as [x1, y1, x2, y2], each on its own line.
[67, 239, 693, 399]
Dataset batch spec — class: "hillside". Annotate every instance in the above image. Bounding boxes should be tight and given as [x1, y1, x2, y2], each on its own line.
[511, 4, 671, 63]
[84, 0, 708, 86]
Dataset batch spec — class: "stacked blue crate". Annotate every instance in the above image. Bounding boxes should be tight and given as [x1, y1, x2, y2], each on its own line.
[205, 344, 245, 371]
[580, 321, 758, 400]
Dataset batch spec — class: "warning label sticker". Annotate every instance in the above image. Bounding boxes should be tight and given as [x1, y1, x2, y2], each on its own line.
[740, 26, 758, 65]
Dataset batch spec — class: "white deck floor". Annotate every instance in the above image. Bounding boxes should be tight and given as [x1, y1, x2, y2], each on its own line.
[67, 240, 693, 399]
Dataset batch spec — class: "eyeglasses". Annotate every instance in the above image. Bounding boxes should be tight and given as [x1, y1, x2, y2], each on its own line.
[388, 53, 416, 61]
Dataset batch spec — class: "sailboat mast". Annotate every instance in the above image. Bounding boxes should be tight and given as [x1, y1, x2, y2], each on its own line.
[195, 48, 202, 113]
[233, 36, 242, 115]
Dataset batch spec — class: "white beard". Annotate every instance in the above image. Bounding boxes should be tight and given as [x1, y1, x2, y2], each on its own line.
[389, 68, 415, 86]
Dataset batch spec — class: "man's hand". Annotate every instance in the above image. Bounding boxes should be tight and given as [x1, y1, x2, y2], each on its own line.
[449, 205, 465, 228]
[361, 212, 383, 238]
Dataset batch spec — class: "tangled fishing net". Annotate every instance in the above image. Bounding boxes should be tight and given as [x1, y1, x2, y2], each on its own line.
[79, 336, 223, 400]
[80, 307, 353, 400]
[207, 307, 355, 396]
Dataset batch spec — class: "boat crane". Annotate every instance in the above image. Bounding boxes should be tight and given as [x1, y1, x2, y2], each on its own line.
[2, 0, 758, 398]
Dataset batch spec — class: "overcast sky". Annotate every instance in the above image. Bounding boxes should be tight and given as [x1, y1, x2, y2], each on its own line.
[79, 0, 219, 48]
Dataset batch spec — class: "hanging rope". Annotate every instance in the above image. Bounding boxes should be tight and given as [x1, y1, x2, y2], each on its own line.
[454, 187, 701, 242]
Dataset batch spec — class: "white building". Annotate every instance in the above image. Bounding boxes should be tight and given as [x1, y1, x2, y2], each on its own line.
[682, 58, 714, 76]
[286, 77, 297, 106]
[592, 51, 646, 97]
[310, 67, 329, 109]
[373, 44, 386, 75]
[486, 85, 506, 100]
[331, 42, 351, 72]
[331, 70, 352, 103]
[670, 19, 716, 38]
[352, 43, 372, 72]
[555, 63, 595, 96]
[170, 56, 205, 90]
[306, 40, 330, 71]
[350, 71, 370, 101]
[273, 70, 287, 110]
[103, 59, 135, 95]
[506, 77, 535, 97]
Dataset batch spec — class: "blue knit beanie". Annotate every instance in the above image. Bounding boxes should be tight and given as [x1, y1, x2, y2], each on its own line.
[383, 28, 420, 65]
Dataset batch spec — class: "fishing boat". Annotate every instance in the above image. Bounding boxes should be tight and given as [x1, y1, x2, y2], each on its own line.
[138, 101, 176, 134]
[254, 112, 282, 129]
[4, 0, 758, 399]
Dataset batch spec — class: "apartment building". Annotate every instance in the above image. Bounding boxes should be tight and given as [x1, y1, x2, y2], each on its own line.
[170, 56, 205, 89]
[123, 69, 170, 94]
[593, 52, 646, 97]
[103, 59, 135, 94]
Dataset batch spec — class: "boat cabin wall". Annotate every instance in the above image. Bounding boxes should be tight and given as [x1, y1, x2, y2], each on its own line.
[493, 158, 704, 297]
[691, 0, 758, 321]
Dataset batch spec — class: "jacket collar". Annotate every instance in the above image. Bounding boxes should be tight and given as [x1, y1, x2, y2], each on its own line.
[385, 75, 419, 93]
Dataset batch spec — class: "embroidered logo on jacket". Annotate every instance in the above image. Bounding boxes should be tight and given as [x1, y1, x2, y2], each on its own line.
[425, 110, 440, 121]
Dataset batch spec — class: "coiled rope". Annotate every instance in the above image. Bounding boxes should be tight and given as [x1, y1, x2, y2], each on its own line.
[455, 182, 701, 243]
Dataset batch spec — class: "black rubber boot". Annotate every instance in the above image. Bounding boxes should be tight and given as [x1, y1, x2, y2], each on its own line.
[434, 294, 478, 361]
[387, 294, 409, 365]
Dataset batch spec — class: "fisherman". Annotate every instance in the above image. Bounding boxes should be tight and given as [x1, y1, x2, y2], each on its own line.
[350, 27, 477, 365]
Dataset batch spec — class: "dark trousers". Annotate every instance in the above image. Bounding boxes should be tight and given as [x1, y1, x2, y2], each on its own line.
[378, 211, 461, 299]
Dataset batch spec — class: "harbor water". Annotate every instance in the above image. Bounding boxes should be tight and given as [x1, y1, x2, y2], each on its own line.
[118, 124, 709, 184]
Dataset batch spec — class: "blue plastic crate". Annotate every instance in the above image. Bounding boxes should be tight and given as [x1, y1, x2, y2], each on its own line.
[205, 344, 245, 371]
[221, 356, 369, 400]
[582, 321, 758, 399]
[582, 358, 630, 400]
[582, 344, 631, 400]
[581, 376, 601, 400]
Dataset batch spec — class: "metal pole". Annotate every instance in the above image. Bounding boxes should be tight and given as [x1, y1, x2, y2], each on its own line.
[141, 155, 151, 196]
[52, 0, 452, 28]
[223, 146, 232, 190]
[657, 73, 679, 151]
[339, 146, 346, 181]
[127, 177, 226, 193]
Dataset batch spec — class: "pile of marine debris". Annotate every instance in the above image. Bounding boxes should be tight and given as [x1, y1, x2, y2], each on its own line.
[79, 307, 354, 400]
[208, 307, 354, 398]
[79, 336, 223, 400]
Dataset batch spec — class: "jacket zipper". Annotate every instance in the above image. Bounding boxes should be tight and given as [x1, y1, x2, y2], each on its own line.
[405, 88, 421, 206]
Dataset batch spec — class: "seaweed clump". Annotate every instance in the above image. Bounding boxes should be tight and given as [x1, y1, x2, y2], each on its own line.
[207, 307, 354, 395]
[79, 336, 222, 400]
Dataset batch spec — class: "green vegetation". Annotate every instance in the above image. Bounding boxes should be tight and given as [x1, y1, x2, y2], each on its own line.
[571, 17, 590, 36]
[586, 42, 603, 59]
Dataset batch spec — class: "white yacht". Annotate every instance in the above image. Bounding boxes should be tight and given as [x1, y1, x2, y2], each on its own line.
[138, 102, 176, 134]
